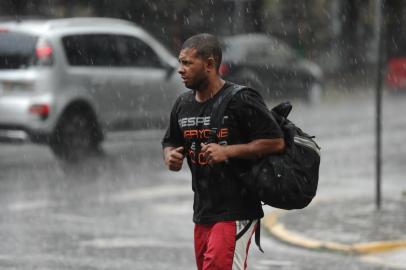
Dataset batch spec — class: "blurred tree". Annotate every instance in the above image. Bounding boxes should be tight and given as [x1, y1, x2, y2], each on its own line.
[0, 0, 397, 71]
[386, 0, 406, 58]
[262, 0, 379, 72]
[8, 0, 28, 16]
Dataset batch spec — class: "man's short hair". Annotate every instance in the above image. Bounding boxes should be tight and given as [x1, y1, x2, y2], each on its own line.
[181, 33, 222, 71]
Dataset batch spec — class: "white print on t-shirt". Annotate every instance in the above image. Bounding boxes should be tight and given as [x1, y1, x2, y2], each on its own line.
[178, 116, 228, 128]
[178, 116, 210, 127]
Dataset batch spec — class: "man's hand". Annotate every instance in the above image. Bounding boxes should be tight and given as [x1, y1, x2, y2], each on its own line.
[201, 143, 228, 165]
[164, 146, 184, 171]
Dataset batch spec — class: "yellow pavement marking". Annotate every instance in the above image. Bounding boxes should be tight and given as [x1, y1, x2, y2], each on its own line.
[353, 241, 406, 254]
[264, 211, 406, 254]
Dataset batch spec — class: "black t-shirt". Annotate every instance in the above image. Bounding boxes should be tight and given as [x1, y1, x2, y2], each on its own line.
[162, 82, 283, 224]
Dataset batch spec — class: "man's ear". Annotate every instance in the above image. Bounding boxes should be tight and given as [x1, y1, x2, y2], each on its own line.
[206, 57, 216, 71]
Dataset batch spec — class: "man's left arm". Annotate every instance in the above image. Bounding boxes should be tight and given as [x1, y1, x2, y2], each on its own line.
[201, 138, 284, 164]
[201, 89, 285, 164]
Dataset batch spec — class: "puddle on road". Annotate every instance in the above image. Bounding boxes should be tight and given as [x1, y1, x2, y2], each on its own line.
[7, 200, 50, 212]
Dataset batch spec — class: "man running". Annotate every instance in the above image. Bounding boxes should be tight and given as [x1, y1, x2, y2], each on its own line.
[162, 33, 285, 270]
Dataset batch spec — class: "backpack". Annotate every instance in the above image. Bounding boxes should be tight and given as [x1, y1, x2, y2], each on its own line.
[209, 84, 321, 210]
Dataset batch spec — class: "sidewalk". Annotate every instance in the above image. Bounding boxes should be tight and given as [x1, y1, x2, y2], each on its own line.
[263, 197, 406, 269]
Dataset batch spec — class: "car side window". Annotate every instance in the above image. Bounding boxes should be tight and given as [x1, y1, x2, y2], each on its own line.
[266, 41, 296, 63]
[116, 35, 163, 68]
[247, 40, 296, 64]
[248, 44, 271, 62]
[62, 34, 120, 67]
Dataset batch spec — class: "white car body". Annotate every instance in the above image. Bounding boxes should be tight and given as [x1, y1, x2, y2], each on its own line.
[0, 18, 185, 160]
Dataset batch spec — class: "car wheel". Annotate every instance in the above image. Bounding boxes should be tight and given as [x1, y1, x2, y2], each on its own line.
[306, 82, 322, 105]
[50, 110, 102, 162]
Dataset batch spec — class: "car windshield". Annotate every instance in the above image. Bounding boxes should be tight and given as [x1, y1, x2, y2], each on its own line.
[0, 31, 37, 69]
[222, 35, 297, 63]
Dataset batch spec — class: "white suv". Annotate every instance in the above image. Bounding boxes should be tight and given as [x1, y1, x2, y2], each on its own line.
[0, 17, 185, 161]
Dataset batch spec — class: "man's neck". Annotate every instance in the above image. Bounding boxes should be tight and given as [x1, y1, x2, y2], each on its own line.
[195, 78, 225, 102]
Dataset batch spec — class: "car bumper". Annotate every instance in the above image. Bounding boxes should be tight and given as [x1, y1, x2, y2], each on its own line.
[0, 96, 53, 143]
[0, 124, 50, 143]
[0, 128, 29, 142]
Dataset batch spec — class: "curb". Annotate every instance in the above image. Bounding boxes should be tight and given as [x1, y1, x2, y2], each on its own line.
[263, 210, 406, 255]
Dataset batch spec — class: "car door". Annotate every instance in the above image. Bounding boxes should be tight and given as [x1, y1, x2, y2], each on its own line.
[62, 34, 129, 129]
[247, 38, 301, 98]
[262, 41, 303, 97]
[116, 35, 173, 129]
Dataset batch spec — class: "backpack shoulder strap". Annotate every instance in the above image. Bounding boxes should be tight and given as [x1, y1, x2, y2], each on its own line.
[208, 83, 247, 143]
[210, 84, 266, 252]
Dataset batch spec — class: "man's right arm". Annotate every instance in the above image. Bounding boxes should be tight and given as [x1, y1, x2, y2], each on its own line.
[162, 95, 185, 171]
[163, 146, 185, 171]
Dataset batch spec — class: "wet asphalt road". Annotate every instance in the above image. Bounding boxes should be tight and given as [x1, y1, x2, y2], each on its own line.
[0, 90, 405, 269]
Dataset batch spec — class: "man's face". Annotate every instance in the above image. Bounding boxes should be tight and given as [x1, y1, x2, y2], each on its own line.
[178, 48, 209, 91]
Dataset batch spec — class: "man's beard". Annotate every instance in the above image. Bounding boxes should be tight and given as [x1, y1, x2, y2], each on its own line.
[186, 73, 209, 92]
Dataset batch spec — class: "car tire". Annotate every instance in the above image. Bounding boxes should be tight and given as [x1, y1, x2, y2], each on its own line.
[50, 110, 102, 162]
[306, 82, 322, 105]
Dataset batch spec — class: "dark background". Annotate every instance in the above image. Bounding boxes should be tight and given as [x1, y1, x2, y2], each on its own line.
[1, 0, 406, 76]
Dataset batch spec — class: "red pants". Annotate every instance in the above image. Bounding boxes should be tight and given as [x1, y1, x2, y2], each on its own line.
[194, 220, 257, 270]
